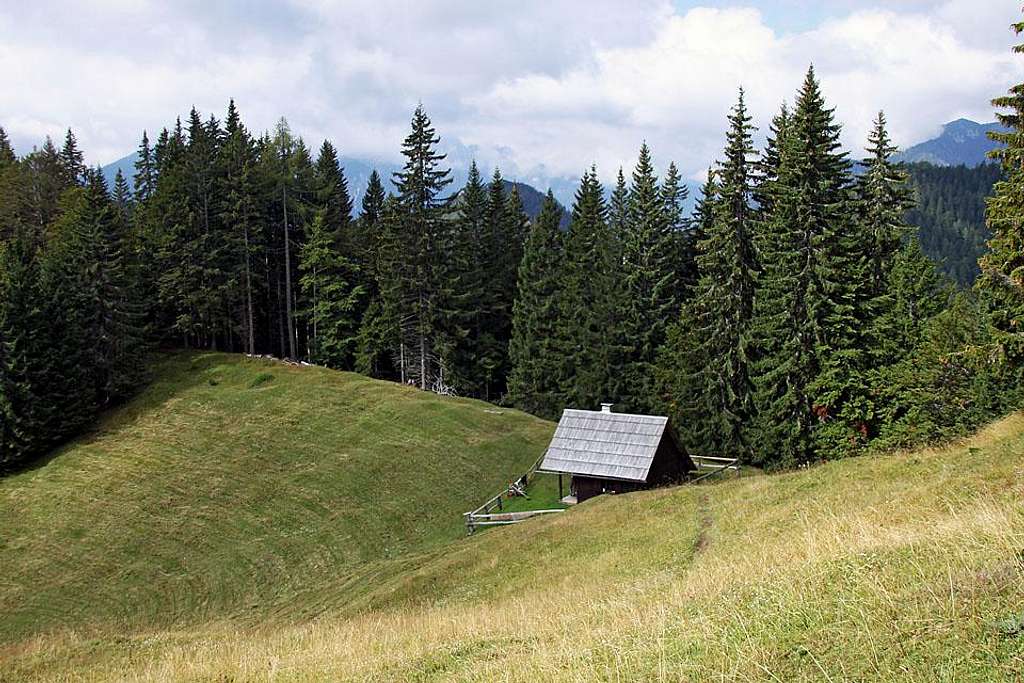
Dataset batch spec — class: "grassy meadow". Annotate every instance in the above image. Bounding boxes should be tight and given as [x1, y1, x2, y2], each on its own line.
[0, 353, 553, 647]
[2, 353, 1023, 681]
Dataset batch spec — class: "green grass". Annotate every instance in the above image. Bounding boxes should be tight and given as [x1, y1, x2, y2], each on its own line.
[489, 472, 568, 514]
[0, 352, 554, 644]
[2, 354, 1023, 681]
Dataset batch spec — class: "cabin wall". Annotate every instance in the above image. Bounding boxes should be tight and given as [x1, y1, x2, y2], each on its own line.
[646, 437, 691, 485]
[570, 476, 644, 503]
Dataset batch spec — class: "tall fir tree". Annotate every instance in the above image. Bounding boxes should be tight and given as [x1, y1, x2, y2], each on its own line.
[453, 161, 489, 394]
[688, 90, 758, 456]
[857, 111, 922, 370]
[977, 15, 1024, 376]
[751, 68, 862, 465]
[355, 169, 386, 264]
[390, 104, 456, 391]
[21, 138, 65, 240]
[314, 140, 354, 249]
[300, 211, 365, 368]
[0, 236, 46, 469]
[218, 100, 261, 354]
[476, 168, 512, 397]
[81, 169, 148, 404]
[857, 112, 914, 297]
[112, 169, 132, 219]
[796, 69, 867, 457]
[58, 128, 86, 189]
[660, 161, 692, 308]
[0, 127, 15, 167]
[133, 130, 156, 202]
[609, 167, 629, 239]
[508, 191, 566, 418]
[559, 167, 625, 409]
[621, 143, 676, 411]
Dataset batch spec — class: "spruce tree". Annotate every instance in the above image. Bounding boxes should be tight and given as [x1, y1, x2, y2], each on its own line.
[682, 170, 717, 291]
[857, 111, 923, 371]
[689, 91, 758, 456]
[0, 127, 19, 240]
[353, 169, 389, 376]
[609, 167, 629, 238]
[185, 106, 223, 348]
[0, 127, 15, 167]
[559, 167, 624, 409]
[977, 15, 1024, 375]
[58, 128, 85, 188]
[621, 143, 676, 411]
[754, 103, 790, 216]
[112, 169, 132, 218]
[661, 161, 692, 308]
[752, 68, 861, 464]
[391, 105, 455, 391]
[796, 69, 866, 457]
[508, 191, 566, 418]
[0, 236, 45, 469]
[218, 100, 261, 355]
[314, 140, 354, 249]
[750, 101, 812, 466]
[39, 186, 99, 427]
[476, 168, 511, 397]
[81, 169, 147, 404]
[133, 130, 156, 202]
[21, 138, 65, 239]
[357, 194, 404, 380]
[453, 161, 488, 395]
[858, 112, 914, 297]
[300, 211, 365, 368]
[356, 169, 386, 262]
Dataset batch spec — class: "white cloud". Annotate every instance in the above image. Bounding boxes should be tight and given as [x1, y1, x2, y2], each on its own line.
[0, 0, 1020, 192]
[463, 4, 1023, 183]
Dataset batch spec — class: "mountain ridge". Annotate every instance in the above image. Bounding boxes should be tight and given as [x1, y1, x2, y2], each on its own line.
[896, 118, 1006, 167]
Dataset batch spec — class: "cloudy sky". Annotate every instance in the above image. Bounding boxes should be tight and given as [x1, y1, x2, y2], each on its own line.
[2, 0, 1021, 188]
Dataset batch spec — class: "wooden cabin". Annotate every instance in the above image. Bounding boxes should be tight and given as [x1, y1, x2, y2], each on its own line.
[538, 404, 695, 503]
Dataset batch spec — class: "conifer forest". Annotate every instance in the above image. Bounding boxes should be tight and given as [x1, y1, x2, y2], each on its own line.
[3, 36, 1024, 474]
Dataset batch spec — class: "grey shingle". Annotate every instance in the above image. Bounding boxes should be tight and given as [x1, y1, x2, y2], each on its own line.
[538, 409, 670, 482]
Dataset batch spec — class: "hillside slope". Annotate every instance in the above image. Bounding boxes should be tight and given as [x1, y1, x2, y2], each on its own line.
[0, 352, 553, 644]
[896, 119, 1006, 167]
[4, 395, 1023, 680]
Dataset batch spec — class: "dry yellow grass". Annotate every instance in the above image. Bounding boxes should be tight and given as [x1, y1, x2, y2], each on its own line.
[4, 408, 1023, 681]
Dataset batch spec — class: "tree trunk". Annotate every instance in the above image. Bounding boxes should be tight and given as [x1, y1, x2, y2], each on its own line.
[420, 333, 427, 391]
[276, 271, 285, 358]
[243, 225, 255, 355]
[311, 264, 318, 363]
[282, 184, 296, 359]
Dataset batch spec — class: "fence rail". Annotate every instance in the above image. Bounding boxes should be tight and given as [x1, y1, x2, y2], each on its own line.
[689, 455, 741, 483]
[464, 453, 560, 534]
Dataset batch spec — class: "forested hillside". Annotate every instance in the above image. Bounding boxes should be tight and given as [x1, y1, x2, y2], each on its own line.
[906, 162, 1000, 286]
[3, 19, 1024, 475]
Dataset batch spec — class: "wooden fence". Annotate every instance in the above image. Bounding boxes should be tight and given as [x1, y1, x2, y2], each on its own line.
[463, 453, 563, 534]
[689, 455, 741, 484]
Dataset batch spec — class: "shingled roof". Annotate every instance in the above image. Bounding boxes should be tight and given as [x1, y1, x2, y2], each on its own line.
[538, 409, 674, 482]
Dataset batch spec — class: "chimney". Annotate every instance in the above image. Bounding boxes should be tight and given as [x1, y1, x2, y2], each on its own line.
[600, 403, 614, 414]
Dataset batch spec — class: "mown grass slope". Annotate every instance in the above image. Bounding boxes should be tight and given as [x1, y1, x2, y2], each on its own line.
[0, 352, 553, 645]
[3, 358, 1024, 681]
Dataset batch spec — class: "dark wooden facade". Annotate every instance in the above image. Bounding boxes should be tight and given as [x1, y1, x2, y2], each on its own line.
[570, 432, 692, 503]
